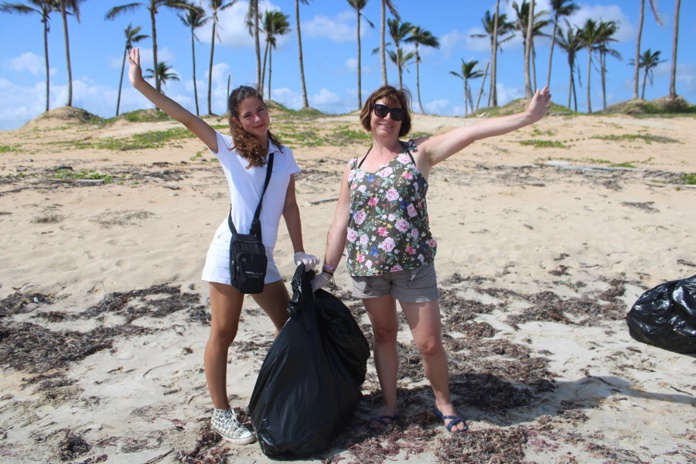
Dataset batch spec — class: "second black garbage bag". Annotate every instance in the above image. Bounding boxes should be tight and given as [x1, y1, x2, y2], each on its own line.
[248, 264, 370, 459]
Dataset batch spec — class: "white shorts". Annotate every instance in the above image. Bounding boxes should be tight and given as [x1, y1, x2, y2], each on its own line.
[201, 221, 282, 285]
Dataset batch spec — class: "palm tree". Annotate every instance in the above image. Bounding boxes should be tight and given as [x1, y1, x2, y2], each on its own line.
[578, 18, 601, 113]
[106, 1, 194, 95]
[668, 0, 681, 99]
[205, 0, 237, 116]
[116, 24, 148, 116]
[596, 20, 621, 110]
[56, 0, 84, 107]
[512, 1, 549, 97]
[178, 5, 207, 116]
[387, 48, 415, 91]
[380, 0, 399, 86]
[633, 0, 662, 99]
[406, 25, 440, 114]
[295, 0, 311, 108]
[629, 49, 665, 99]
[470, 9, 514, 107]
[387, 18, 413, 90]
[262, 9, 290, 99]
[245, 0, 261, 93]
[490, 0, 501, 106]
[555, 20, 582, 111]
[0, 0, 55, 112]
[347, 0, 372, 109]
[145, 61, 179, 93]
[523, 0, 535, 97]
[546, 0, 579, 88]
[449, 59, 484, 117]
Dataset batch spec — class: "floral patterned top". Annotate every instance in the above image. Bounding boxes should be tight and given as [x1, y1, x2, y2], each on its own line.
[346, 140, 437, 276]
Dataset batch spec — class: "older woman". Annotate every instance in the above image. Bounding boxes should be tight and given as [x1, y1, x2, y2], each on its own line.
[314, 85, 551, 433]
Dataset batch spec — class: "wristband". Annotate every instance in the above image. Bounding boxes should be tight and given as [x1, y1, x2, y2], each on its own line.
[322, 263, 335, 275]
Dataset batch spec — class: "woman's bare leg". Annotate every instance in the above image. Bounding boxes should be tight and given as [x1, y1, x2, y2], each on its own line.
[400, 299, 466, 432]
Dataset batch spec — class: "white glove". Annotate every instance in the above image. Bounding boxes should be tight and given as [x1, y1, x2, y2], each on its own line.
[294, 252, 320, 270]
[310, 272, 332, 292]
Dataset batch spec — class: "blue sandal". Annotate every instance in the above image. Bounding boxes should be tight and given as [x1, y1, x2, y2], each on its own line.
[434, 408, 468, 433]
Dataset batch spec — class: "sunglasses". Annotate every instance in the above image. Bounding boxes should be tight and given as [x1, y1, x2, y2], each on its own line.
[373, 103, 406, 121]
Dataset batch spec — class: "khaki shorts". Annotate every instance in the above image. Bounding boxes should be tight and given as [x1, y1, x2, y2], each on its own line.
[351, 262, 439, 302]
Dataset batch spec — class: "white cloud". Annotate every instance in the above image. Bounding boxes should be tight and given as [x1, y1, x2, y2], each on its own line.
[345, 57, 358, 72]
[6, 52, 45, 75]
[271, 87, 303, 110]
[424, 99, 453, 116]
[567, 5, 634, 43]
[303, 13, 354, 43]
[0, 78, 47, 130]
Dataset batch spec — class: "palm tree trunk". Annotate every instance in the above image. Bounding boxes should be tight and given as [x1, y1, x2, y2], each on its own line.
[191, 29, 199, 116]
[268, 48, 273, 98]
[634, 0, 645, 99]
[60, 3, 73, 107]
[490, 0, 500, 107]
[567, 66, 572, 109]
[641, 68, 648, 99]
[462, 80, 467, 116]
[601, 51, 607, 110]
[356, 7, 362, 109]
[586, 46, 592, 113]
[524, 0, 535, 97]
[43, 17, 50, 112]
[416, 47, 425, 114]
[669, 0, 681, 99]
[208, 22, 216, 115]
[262, 41, 269, 95]
[116, 46, 127, 116]
[254, 0, 261, 94]
[150, 9, 160, 94]
[476, 61, 489, 111]
[547, 21, 558, 88]
[296, 0, 309, 108]
[380, 0, 387, 86]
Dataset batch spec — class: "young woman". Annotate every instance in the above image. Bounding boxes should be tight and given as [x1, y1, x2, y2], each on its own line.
[314, 85, 551, 433]
[128, 48, 319, 444]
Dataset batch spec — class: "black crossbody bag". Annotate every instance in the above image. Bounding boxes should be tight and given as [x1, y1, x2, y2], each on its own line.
[228, 152, 274, 294]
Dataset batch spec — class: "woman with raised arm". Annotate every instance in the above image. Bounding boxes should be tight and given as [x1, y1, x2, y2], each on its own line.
[128, 47, 318, 444]
[313, 85, 551, 433]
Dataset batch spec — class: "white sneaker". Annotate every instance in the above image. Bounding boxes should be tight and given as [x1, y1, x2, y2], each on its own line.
[211, 408, 255, 445]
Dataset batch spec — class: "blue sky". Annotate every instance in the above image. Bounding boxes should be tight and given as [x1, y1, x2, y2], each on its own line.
[0, 0, 694, 130]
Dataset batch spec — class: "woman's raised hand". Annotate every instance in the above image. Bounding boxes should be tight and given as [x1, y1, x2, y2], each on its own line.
[527, 86, 552, 122]
[128, 47, 144, 87]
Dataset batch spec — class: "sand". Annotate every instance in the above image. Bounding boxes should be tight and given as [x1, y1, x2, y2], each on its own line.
[0, 106, 694, 463]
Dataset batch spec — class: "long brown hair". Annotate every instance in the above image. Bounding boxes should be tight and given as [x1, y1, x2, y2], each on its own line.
[228, 86, 283, 169]
[359, 85, 413, 137]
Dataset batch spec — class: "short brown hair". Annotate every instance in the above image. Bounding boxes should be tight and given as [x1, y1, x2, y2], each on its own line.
[360, 85, 412, 137]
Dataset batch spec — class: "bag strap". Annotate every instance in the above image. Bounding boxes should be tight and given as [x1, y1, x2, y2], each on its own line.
[228, 151, 275, 239]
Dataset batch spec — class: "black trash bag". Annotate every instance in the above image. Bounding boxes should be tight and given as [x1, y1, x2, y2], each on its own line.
[626, 274, 696, 354]
[248, 264, 370, 459]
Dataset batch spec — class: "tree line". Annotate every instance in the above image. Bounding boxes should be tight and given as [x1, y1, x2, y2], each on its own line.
[0, 0, 685, 118]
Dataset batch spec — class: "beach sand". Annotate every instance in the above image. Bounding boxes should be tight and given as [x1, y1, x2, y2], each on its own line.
[0, 107, 695, 463]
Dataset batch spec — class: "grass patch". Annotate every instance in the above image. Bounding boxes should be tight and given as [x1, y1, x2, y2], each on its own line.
[114, 109, 172, 123]
[590, 133, 680, 144]
[51, 168, 113, 183]
[519, 139, 568, 149]
[609, 162, 638, 169]
[68, 128, 194, 151]
[683, 173, 696, 185]
[530, 127, 556, 137]
[0, 145, 18, 153]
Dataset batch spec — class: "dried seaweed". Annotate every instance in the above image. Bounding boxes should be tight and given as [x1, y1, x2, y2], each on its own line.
[437, 426, 528, 463]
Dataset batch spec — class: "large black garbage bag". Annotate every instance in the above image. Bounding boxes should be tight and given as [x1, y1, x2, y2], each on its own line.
[248, 264, 370, 459]
[626, 275, 696, 354]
